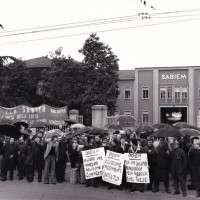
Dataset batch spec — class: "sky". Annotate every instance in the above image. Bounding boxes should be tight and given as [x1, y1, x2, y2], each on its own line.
[0, 0, 200, 69]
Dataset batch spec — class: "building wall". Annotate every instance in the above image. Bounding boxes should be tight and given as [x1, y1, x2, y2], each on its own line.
[138, 70, 154, 123]
[194, 68, 200, 125]
[116, 79, 134, 116]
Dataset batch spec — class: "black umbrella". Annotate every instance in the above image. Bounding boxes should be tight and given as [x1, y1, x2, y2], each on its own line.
[134, 122, 154, 134]
[65, 119, 77, 125]
[13, 121, 29, 129]
[153, 127, 184, 138]
[31, 121, 47, 128]
[179, 128, 200, 137]
[72, 127, 92, 137]
[104, 123, 124, 131]
[89, 128, 108, 136]
[0, 124, 18, 137]
[153, 123, 171, 129]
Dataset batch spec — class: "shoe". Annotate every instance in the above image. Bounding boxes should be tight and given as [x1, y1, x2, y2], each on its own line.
[140, 189, 144, 193]
[44, 182, 49, 184]
[51, 182, 56, 185]
[182, 193, 187, 197]
[18, 177, 23, 180]
[9, 178, 13, 181]
[85, 184, 90, 187]
[196, 194, 200, 197]
[165, 190, 171, 194]
[38, 180, 41, 182]
[152, 188, 159, 193]
[130, 188, 136, 192]
[173, 191, 180, 195]
[1, 178, 6, 181]
[188, 185, 195, 190]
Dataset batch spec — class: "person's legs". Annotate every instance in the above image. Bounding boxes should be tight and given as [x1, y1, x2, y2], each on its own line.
[44, 156, 51, 184]
[50, 156, 56, 184]
[178, 173, 187, 196]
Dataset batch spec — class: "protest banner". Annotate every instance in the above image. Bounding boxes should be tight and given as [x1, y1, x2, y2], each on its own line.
[82, 147, 105, 179]
[102, 150, 124, 185]
[124, 153, 150, 183]
[0, 104, 68, 125]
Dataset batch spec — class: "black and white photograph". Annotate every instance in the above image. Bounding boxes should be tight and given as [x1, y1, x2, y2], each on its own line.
[0, 0, 200, 199]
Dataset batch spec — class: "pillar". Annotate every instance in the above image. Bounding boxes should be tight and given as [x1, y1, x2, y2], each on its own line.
[92, 105, 108, 128]
[69, 109, 79, 122]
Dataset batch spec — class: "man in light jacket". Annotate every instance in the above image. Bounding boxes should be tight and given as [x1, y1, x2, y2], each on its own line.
[43, 135, 59, 184]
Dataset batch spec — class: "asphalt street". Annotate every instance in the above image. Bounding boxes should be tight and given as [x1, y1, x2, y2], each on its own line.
[0, 173, 198, 200]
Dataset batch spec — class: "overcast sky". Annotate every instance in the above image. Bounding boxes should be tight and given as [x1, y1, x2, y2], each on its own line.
[0, 0, 200, 69]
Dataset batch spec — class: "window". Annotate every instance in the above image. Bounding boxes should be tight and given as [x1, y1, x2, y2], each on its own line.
[36, 81, 43, 95]
[182, 86, 188, 103]
[167, 87, 172, 99]
[175, 86, 180, 103]
[142, 86, 149, 99]
[124, 110, 131, 115]
[142, 110, 150, 122]
[160, 87, 166, 99]
[124, 87, 131, 99]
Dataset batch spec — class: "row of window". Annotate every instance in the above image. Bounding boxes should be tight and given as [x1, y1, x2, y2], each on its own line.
[123, 86, 189, 104]
[115, 110, 150, 123]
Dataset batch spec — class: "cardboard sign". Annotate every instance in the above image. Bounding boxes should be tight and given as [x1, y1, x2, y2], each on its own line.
[82, 147, 105, 179]
[102, 150, 124, 185]
[124, 153, 150, 183]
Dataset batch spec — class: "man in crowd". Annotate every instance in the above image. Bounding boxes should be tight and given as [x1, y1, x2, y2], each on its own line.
[170, 139, 187, 197]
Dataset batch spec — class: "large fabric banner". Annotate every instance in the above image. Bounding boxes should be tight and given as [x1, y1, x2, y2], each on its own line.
[124, 153, 150, 183]
[82, 147, 105, 179]
[102, 150, 124, 186]
[0, 104, 68, 125]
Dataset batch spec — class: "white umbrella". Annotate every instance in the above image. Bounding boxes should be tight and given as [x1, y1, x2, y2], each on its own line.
[71, 123, 85, 129]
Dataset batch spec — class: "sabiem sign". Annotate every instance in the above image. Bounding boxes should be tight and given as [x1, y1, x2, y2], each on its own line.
[159, 70, 188, 84]
[161, 74, 187, 80]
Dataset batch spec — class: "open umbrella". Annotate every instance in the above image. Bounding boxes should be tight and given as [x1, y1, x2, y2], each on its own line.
[70, 123, 85, 129]
[173, 122, 190, 129]
[179, 128, 200, 137]
[153, 127, 184, 138]
[45, 129, 64, 139]
[65, 119, 77, 125]
[31, 121, 47, 128]
[72, 127, 92, 137]
[134, 122, 154, 134]
[0, 124, 18, 137]
[153, 123, 171, 129]
[104, 123, 123, 131]
[13, 121, 29, 129]
[89, 128, 108, 136]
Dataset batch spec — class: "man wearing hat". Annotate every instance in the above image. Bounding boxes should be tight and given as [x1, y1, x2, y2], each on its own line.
[170, 139, 187, 197]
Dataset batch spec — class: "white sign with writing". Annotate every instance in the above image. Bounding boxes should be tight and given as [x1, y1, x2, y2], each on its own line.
[161, 74, 186, 80]
[124, 153, 150, 183]
[82, 147, 105, 179]
[102, 150, 124, 185]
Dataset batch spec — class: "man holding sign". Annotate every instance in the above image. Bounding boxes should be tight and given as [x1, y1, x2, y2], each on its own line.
[82, 136, 105, 188]
[125, 138, 148, 193]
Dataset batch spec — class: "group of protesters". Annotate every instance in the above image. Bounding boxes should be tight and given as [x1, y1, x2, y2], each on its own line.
[0, 126, 200, 198]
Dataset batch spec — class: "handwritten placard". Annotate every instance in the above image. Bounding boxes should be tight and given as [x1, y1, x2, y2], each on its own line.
[124, 153, 150, 183]
[102, 150, 124, 185]
[82, 147, 105, 179]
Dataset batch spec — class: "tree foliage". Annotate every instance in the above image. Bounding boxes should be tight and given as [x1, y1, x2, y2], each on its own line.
[79, 34, 119, 125]
[0, 56, 39, 107]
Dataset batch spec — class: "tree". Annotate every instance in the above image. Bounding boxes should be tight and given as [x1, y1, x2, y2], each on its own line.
[79, 34, 119, 125]
[41, 49, 85, 110]
[0, 56, 39, 107]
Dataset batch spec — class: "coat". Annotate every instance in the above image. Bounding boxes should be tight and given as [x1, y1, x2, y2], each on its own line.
[1, 143, 18, 171]
[170, 147, 187, 174]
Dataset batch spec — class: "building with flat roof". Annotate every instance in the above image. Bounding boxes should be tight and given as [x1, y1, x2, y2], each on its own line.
[134, 66, 200, 126]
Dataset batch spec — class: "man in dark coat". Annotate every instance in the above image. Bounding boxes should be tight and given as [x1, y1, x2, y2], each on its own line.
[188, 138, 200, 197]
[32, 135, 45, 182]
[1, 137, 18, 181]
[144, 138, 156, 191]
[56, 136, 67, 183]
[152, 138, 171, 193]
[170, 139, 187, 197]
[17, 136, 28, 180]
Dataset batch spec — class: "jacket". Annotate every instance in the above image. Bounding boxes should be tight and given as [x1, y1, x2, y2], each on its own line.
[44, 141, 59, 161]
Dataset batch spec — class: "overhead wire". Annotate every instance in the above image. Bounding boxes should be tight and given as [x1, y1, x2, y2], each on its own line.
[0, 17, 200, 46]
[1, 11, 200, 38]
[0, 7, 200, 35]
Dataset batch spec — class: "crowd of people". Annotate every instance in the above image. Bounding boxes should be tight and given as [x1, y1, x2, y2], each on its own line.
[0, 126, 200, 198]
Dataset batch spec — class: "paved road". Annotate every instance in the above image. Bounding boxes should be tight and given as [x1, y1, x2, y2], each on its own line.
[0, 176, 198, 200]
